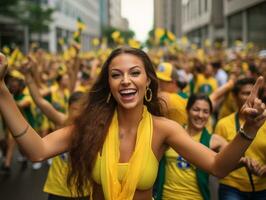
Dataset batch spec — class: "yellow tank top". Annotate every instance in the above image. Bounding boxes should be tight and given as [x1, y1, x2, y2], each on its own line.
[162, 133, 203, 200]
[92, 134, 158, 190]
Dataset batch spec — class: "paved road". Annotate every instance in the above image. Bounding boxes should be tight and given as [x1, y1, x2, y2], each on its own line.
[0, 150, 49, 200]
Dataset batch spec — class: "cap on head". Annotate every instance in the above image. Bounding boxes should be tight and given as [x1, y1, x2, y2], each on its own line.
[156, 62, 178, 82]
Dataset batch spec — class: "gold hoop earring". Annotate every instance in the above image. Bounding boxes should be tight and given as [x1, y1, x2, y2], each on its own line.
[106, 93, 111, 103]
[145, 87, 152, 102]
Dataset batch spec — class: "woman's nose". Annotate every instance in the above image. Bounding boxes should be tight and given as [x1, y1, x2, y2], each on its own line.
[121, 74, 131, 85]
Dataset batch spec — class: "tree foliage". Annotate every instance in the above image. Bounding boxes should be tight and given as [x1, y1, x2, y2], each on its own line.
[0, 0, 19, 17]
[19, 2, 54, 34]
[0, 0, 54, 35]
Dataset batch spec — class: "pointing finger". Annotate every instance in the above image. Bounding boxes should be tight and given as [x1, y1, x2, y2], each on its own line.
[248, 76, 264, 102]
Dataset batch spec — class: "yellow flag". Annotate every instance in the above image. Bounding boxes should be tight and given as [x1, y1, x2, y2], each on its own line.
[128, 39, 141, 49]
[2, 46, 10, 55]
[247, 42, 254, 50]
[155, 28, 164, 41]
[10, 70, 25, 80]
[92, 38, 100, 47]
[204, 39, 211, 48]
[58, 38, 65, 46]
[76, 17, 86, 31]
[235, 40, 243, 47]
[8, 48, 20, 66]
[196, 49, 205, 63]
[191, 43, 197, 50]
[180, 36, 189, 46]
[167, 31, 176, 42]
[111, 31, 121, 41]
[117, 37, 125, 45]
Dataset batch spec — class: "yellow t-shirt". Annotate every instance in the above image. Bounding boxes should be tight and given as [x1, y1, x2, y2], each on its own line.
[195, 74, 218, 95]
[166, 93, 188, 126]
[218, 93, 238, 120]
[166, 93, 213, 132]
[75, 84, 90, 93]
[43, 154, 89, 197]
[50, 85, 70, 114]
[162, 133, 203, 200]
[215, 113, 266, 192]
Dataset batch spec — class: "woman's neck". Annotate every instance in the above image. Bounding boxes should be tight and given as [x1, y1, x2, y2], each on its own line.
[117, 104, 144, 134]
[186, 124, 202, 136]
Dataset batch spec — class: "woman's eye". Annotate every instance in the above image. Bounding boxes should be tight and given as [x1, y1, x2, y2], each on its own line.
[111, 73, 120, 78]
[192, 108, 199, 112]
[131, 71, 141, 76]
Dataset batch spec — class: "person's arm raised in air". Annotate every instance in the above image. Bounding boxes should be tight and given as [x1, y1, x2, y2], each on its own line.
[209, 76, 235, 110]
[66, 42, 81, 93]
[21, 58, 67, 126]
[0, 53, 72, 161]
[161, 76, 266, 178]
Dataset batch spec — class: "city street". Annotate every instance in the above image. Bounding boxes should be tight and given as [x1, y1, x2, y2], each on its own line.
[0, 150, 49, 200]
[0, 0, 266, 200]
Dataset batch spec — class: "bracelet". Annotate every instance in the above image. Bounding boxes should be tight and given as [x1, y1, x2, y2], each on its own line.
[13, 125, 29, 139]
[238, 127, 254, 141]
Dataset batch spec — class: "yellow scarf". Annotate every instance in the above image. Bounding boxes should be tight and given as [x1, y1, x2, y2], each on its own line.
[100, 106, 152, 200]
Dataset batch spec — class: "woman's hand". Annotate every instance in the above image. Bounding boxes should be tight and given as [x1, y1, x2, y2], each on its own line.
[241, 157, 261, 175]
[0, 52, 8, 82]
[256, 165, 266, 177]
[240, 76, 266, 137]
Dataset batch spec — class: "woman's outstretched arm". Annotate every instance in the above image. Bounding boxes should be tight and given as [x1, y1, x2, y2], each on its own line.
[163, 76, 266, 178]
[0, 53, 71, 161]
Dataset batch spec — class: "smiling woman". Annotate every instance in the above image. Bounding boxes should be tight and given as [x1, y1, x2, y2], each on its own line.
[0, 48, 265, 200]
[108, 54, 151, 109]
[154, 94, 260, 200]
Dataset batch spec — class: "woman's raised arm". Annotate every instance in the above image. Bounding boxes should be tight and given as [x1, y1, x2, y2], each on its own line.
[163, 76, 266, 178]
[0, 53, 71, 161]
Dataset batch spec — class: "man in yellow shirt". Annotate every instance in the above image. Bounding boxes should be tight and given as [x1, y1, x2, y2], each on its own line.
[215, 78, 266, 199]
[194, 62, 218, 96]
[156, 62, 188, 126]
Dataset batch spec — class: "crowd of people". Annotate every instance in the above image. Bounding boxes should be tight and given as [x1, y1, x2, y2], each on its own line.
[0, 41, 266, 200]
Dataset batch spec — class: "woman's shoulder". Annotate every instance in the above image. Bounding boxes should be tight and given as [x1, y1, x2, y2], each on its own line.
[152, 115, 183, 133]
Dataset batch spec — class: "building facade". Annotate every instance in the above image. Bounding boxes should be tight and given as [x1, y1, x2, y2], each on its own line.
[224, 0, 266, 49]
[108, 0, 129, 31]
[181, 0, 224, 47]
[154, 0, 182, 37]
[0, 15, 27, 52]
[181, 0, 266, 48]
[46, 0, 101, 52]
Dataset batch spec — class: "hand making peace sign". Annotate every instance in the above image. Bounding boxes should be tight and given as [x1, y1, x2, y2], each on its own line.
[240, 76, 266, 137]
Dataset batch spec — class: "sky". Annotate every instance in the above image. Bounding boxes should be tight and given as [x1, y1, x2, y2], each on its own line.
[121, 0, 153, 42]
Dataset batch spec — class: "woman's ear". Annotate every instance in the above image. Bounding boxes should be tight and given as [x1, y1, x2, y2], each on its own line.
[147, 78, 151, 87]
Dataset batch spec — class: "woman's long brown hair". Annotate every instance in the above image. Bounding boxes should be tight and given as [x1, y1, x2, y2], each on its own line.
[67, 47, 164, 196]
